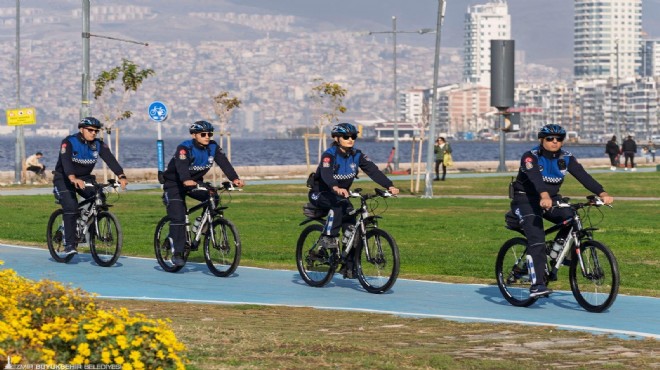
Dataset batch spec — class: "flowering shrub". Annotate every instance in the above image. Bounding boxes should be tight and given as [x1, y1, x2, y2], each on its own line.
[0, 261, 186, 369]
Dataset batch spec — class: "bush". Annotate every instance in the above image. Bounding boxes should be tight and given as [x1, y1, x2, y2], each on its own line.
[0, 261, 186, 369]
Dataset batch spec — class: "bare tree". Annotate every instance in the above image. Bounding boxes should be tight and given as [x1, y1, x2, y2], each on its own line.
[211, 91, 242, 135]
[93, 59, 154, 181]
[309, 79, 348, 160]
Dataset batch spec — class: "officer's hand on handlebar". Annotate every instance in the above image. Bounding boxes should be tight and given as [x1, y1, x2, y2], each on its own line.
[599, 192, 614, 206]
[183, 180, 197, 187]
[118, 178, 128, 190]
[232, 178, 245, 188]
[388, 186, 400, 196]
[333, 186, 349, 198]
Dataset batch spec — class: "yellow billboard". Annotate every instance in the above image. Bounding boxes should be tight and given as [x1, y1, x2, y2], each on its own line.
[6, 107, 37, 126]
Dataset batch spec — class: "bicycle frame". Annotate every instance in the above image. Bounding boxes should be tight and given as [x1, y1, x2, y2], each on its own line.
[343, 191, 384, 261]
[76, 182, 116, 243]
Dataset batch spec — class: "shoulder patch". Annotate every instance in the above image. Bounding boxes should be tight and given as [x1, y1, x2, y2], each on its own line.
[60, 143, 67, 154]
[179, 149, 187, 160]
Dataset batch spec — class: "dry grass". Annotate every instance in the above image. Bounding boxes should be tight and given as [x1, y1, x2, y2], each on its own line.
[104, 300, 660, 369]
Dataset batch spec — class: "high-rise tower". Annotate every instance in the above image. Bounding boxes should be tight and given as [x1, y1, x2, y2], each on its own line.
[463, 1, 511, 86]
[574, 0, 642, 80]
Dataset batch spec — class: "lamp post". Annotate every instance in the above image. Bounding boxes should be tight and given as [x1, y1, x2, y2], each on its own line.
[369, 17, 434, 170]
[14, 0, 24, 184]
[615, 39, 621, 141]
[424, 0, 446, 198]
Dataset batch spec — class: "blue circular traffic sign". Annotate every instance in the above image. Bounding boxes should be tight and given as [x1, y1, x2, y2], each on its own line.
[148, 101, 168, 122]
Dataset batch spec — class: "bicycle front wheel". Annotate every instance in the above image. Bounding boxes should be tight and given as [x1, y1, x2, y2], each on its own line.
[569, 240, 619, 313]
[296, 224, 336, 287]
[46, 209, 75, 263]
[154, 216, 184, 273]
[495, 237, 537, 307]
[204, 218, 241, 277]
[355, 229, 400, 294]
[89, 211, 122, 267]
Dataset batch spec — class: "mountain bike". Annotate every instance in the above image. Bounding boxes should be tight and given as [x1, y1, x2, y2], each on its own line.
[154, 181, 241, 277]
[496, 195, 619, 312]
[296, 188, 400, 294]
[47, 179, 123, 267]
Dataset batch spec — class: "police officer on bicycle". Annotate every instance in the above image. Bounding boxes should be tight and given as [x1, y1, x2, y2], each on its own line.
[161, 120, 245, 267]
[509, 124, 613, 297]
[52, 117, 128, 255]
[309, 122, 399, 252]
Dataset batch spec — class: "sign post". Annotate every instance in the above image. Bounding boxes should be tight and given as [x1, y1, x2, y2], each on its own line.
[148, 101, 168, 172]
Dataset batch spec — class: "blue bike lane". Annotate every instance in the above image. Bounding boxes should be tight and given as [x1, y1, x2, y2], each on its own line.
[1, 243, 658, 340]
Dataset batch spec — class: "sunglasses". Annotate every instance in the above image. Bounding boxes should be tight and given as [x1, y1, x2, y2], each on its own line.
[84, 128, 100, 134]
[340, 135, 357, 140]
[197, 132, 213, 138]
[544, 136, 564, 142]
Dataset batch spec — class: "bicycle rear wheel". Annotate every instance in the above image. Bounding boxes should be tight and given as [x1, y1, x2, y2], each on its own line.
[89, 211, 122, 267]
[495, 237, 537, 307]
[46, 209, 75, 263]
[569, 240, 619, 313]
[296, 224, 336, 287]
[154, 216, 184, 273]
[355, 229, 400, 294]
[204, 218, 241, 277]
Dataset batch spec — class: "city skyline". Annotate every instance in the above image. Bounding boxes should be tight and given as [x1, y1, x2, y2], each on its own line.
[1, 0, 660, 138]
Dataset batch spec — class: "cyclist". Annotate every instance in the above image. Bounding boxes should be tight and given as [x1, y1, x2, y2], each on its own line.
[508, 123, 613, 297]
[161, 120, 245, 267]
[52, 117, 128, 255]
[308, 122, 400, 253]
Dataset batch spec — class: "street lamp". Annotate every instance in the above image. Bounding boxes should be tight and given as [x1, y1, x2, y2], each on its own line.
[369, 16, 434, 170]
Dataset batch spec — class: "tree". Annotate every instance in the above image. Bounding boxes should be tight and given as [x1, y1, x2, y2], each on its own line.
[93, 59, 155, 179]
[211, 91, 242, 135]
[308, 79, 348, 160]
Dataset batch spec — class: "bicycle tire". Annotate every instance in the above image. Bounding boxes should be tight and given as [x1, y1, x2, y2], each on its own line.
[296, 224, 336, 287]
[204, 218, 241, 277]
[355, 228, 400, 294]
[89, 211, 122, 267]
[46, 209, 75, 263]
[154, 216, 184, 273]
[495, 237, 538, 307]
[569, 240, 620, 313]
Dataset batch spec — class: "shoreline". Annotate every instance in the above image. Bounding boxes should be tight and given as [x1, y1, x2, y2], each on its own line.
[1, 157, 646, 186]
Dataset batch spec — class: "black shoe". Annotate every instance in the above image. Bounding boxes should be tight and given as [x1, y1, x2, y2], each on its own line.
[63, 245, 78, 255]
[530, 284, 553, 298]
[339, 264, 355, 279]
[172, 253, 185, 267]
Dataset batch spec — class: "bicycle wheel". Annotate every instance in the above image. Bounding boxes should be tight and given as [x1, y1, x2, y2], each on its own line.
[204, 218, 241, 277]
[89, 211, 122, 267]
[495, 237, 537, 307]
[569, 240, 619, 313]
[355, 228, 400, 294]
[154, 216, 184, 273]
[296, 224, 336, 287]
[46, 209, 75, 263]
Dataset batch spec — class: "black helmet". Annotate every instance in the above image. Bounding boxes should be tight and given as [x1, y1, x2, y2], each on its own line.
[331, 122, 359, 137]
[78, 117, 103, 129]
[189, 120, 214, 134]
[537, 124, 566, 140]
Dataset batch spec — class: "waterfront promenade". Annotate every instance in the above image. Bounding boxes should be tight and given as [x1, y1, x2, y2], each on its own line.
[1, 157, 633, 185]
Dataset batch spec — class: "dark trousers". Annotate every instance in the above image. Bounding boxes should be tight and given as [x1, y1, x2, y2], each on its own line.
[309, 191, 355, 237]
[510, 194, 572, 285]
[162, 182, 213, 254]
[434, 159, 446, 180]
[27, 165, 46, 176]
[607, 153, 618, 167]
[624, 152, 635, 168]
[53, 176, 96, 247]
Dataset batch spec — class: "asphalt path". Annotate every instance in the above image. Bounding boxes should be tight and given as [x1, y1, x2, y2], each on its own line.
[1, 243, 658, 340]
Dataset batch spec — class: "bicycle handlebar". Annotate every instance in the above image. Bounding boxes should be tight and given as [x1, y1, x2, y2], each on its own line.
[349, 188, 394, 199]
[555, 195, 611, 209]
[191, 181, 242, 193]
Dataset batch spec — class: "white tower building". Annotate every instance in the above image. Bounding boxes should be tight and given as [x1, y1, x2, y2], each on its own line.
[574, 0, 642, 80]
[463, 1, 511, 86]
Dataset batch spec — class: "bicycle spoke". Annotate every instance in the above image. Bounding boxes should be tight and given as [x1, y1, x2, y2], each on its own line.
[205, 218, 241, 277]
[356, 229, 399, 294]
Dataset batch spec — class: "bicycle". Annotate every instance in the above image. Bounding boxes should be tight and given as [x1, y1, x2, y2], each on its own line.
[496, 195, 620, 312]
[296, 188, 400, 294]
[154, 181, 241, 277]
[47, 179, 123, 267]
